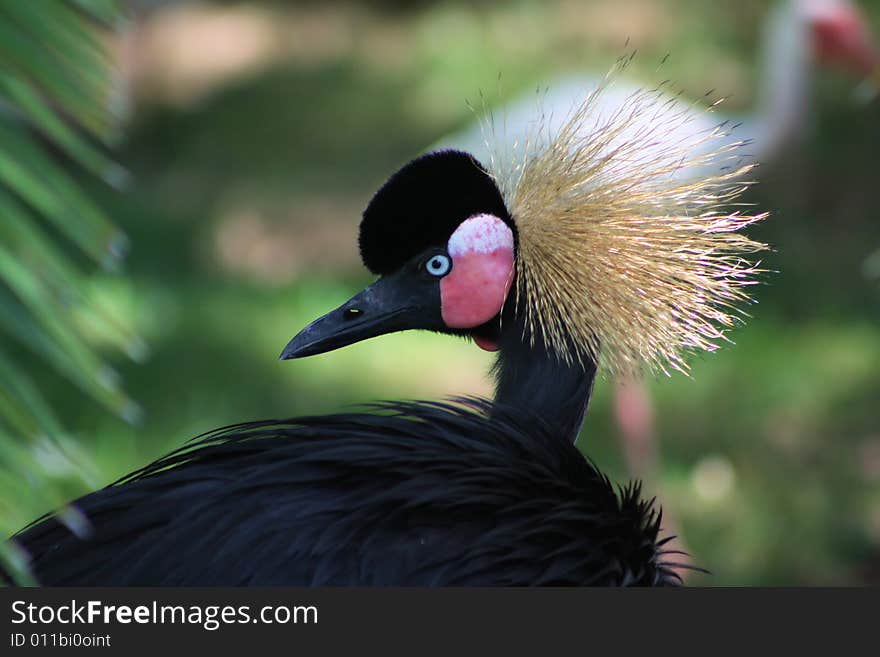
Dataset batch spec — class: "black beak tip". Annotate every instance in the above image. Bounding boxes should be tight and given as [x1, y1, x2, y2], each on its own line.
[279, 337, 308, 360]
[278, 274, 419, 362]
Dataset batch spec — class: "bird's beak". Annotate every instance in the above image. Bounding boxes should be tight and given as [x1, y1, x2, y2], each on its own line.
[280, 271, 437, 360]
[851, 47, 880, 104]
[841, 10, 880, 93]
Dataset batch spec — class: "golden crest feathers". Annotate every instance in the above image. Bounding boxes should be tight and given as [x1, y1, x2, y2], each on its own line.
[482, 60, 769, 375]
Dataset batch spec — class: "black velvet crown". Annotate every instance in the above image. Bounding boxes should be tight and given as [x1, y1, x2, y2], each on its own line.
[359, 150, 514, 275]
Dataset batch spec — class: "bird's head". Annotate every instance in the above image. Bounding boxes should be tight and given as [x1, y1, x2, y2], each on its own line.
[283, 67, 769, 376]
[800, 0, 880, 76]
[281, 150, 516, 360]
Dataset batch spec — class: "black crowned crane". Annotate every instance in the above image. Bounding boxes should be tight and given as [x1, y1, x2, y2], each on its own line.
[5, 73, 767, 586]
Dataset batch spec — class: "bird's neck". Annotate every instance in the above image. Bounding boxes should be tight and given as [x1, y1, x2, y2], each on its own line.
[754, 0, 814, 158]
[491, 316, 597, 445]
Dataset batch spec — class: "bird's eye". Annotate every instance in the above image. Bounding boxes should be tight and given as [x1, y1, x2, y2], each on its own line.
[425, 254, 451, 277]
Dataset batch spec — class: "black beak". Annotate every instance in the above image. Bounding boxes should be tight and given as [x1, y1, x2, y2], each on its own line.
[280, 271, 439, 360]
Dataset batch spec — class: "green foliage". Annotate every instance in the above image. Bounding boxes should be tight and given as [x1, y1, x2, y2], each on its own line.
[0, 1, 136, 442]
[0, 1, 137, 582]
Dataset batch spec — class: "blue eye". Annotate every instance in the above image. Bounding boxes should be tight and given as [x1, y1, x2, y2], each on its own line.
[425, 254, 451, 277]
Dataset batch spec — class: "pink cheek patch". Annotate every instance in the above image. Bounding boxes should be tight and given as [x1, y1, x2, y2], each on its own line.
[440, 214, 515, 331]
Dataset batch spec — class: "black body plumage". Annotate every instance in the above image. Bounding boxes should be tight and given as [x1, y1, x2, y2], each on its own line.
[10, 401, 675, 586]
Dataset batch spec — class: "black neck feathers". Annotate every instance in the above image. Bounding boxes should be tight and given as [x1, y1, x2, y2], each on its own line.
[491, 306, 597, 445]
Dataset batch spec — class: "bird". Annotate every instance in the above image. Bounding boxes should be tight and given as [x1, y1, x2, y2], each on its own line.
[4, 70, 767, 586]
[441, 0, 880, 176]
[437, 0, 879, 487]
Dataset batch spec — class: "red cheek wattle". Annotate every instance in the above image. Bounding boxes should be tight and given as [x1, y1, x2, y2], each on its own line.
[472, 335, 500, 352]
[440, 248, 514, 329]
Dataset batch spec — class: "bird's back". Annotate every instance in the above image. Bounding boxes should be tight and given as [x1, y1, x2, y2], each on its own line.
[438, 74, 757, 181]
[10, 401, 675, 586]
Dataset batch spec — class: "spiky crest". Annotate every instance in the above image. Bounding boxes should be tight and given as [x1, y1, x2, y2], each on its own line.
[482, 58, 769, 375]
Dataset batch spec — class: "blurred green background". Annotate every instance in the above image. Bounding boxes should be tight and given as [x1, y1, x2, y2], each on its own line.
[2, 0, 880, 585]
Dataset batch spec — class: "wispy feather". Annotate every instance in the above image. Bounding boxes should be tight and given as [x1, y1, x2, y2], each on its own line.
[483, 57, 769, 375]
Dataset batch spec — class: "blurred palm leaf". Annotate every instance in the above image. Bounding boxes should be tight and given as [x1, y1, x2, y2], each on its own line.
[0, 1, 139, 445]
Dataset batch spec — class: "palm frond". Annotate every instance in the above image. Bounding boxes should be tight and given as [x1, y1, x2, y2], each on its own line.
[0, 0, 137, 442]
[0, 0, 137, 585]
